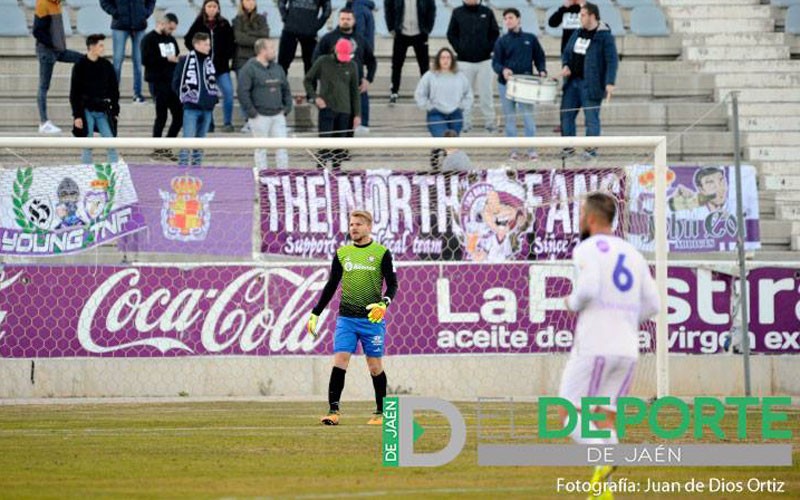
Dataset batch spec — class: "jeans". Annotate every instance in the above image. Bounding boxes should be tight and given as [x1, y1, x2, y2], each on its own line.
[81, 110, 118, 164]
[37, 46, 82, 122]
[498, 82, 536, 139]
[560, 78, 602, 138]
[426, 109, 463, 137]
[112, 29, 145, 97]
[360, 91, 370, 127]
[458, 60, 495, 129]
[318, 107, 351, 168]
[391, 33, 429, 94]
[216, 72, 234, 126]
[250, 113, 288, 169]
[278, 31, 317, 75]
[180, 108, 213, 165]
[149, 81, 183, 138]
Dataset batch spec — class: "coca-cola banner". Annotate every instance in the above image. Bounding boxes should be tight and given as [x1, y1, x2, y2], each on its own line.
[119, 165, 254, 256]
[0, 163, 145, 256]
[627, 164, 761, 252]
[259, 168, 625, 261]
[0, 263, 797, 357]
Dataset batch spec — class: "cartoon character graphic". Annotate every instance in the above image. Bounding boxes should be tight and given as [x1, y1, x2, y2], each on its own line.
[83, 178, 110, 220]
[668, 167, 727, 214]
[461, 169, 528, 262]
[160, 174, 214, 241]
[54, 177, 86, 229]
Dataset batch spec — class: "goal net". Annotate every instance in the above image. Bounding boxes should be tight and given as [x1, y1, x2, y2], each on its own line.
[0, 136, 668, 401]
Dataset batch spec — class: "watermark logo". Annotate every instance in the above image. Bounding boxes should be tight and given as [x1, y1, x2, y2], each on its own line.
[382, 397, 466, 467]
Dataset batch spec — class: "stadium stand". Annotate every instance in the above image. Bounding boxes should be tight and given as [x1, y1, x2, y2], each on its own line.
[630, 5, 668, 37]
[597, 2, 625, 35]
[165, 5, 199, 37]
[0, 0, 798, 254]
[617, 0, 654, 8]
[519, 6, 540, 35]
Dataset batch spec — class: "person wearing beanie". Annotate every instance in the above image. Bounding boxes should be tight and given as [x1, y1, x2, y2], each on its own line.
[304, 38, 361, 171]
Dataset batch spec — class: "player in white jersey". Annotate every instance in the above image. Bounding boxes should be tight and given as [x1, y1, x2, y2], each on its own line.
[560, 192, 660, 498]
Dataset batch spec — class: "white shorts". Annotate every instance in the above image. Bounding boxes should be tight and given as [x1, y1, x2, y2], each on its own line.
[558, 355, 637, 412]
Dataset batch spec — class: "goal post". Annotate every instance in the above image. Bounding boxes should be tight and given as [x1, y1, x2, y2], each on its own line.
[0, 135, 669, 400]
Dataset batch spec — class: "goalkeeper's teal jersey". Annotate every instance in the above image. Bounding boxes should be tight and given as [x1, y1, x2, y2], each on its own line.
[312, 240, 398, 318]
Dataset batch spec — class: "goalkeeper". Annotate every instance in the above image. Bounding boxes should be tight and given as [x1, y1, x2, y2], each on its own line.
[307, 210, 398, 426]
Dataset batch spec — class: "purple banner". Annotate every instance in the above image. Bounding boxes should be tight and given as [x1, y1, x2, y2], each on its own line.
[259, 168, 625, 261]
[627, 165, 761, 252]
[1, 263, 797, 358]
[120, 165, 253, 256]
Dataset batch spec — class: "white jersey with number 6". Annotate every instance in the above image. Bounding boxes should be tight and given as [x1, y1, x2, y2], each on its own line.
[567, 234, 660, 359]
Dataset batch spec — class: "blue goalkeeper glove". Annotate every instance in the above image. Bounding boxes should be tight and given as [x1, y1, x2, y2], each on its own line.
[307, 313, 319, 338]
[366, 298, 390, 323]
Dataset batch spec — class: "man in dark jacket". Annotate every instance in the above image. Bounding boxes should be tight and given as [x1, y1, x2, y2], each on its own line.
[70, 34, 120, 165]
[560, 2, 618, 159]
[349, 0, 375, 51]
[304, 38, 361, 170]
[492, 8, 546, 161]
[34, 0, 83, 134]
[549, 0, 584, 54]
[141, 13, 181, 160]
[100, 0, 156, 103]
[278, 0, 332, 75]
[173, 32, 219, 166]
[384, 0, 435, 104]
[447, 0, 499, 133]
[238, 38, 293, 169]
[314, 8, 377, 135]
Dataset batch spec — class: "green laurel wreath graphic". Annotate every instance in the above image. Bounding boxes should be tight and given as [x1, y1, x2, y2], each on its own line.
[11, 167, 34, 233]
[94, 163, 118, 220]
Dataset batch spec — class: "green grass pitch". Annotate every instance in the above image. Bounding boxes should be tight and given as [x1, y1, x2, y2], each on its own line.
[0, 401, 797, 498]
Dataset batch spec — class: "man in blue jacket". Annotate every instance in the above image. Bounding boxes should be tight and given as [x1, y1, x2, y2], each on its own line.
[560, 1, 618, 160]
[492, 8, 546, 161]
[100, 0, 156, 104]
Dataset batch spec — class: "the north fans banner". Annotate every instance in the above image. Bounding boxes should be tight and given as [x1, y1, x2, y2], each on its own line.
[0, 263, 797, 357]
[259, 168, 625, 261]
[119, 165, 254, 256]
[0, 163, 144, 256]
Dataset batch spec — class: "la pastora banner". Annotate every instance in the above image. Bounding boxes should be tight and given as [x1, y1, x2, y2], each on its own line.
[0, 263, 796, 358]
[0, 163, 144, 256]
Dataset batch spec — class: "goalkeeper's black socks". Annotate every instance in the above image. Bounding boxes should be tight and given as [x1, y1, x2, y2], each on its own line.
[328, 366, 346, 413]
[371, 371, 387, 413]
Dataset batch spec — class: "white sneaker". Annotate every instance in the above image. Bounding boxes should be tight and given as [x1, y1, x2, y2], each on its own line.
[354, 125, 370, 137]
[241, 123, 251, 133]
[38, 121, 62, 134]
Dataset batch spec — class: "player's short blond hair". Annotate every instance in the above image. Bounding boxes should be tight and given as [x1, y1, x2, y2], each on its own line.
[349, 210, 373, 226]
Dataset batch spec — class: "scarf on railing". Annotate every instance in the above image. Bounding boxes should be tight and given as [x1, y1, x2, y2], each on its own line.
[179, 50, 218, 104]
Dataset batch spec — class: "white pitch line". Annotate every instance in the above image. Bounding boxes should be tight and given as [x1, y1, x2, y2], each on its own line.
[293, 486, 542, 499]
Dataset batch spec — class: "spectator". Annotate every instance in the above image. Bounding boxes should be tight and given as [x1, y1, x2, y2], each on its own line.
[238, 39, 292, 169]
[141, 13, 182, 161]
[278, 0, 332, 75]
[314, 8, 377, 136]
[560, 2, 618, 160]
[70, 34, 120, 165]
[492, 8, 546, 161]
[185, 0, 236, 133]
[447, 0, 499, 133]
[304, 38, 361, 171]
[233, 0, 269, 132]
[34, 0, 83, 134]
[414, 48, 472, 138]
[349, 0, 375, 50]
[384, 0, 436, 105]
[100, 0, 155, 104]
[173, 32, 219, 166]
[549, 0, 584, 54]
[440, 129, 472, 171]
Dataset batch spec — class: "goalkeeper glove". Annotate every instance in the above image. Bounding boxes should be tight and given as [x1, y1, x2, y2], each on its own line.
[366, 299, 389, 323]
[307, 313, 319, 338]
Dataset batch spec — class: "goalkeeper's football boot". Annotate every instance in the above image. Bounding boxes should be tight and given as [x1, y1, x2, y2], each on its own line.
[587, 466, 617, 499]
[320, 411, 341, 425]
[367, 412, 383, 425]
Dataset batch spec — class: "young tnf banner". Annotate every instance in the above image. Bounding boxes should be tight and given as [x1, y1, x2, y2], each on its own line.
[0, 163, 144, 256]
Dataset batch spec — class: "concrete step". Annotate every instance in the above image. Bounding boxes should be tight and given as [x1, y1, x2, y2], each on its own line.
[744, 133, 800, 147]
[750, 147, 800, 164]
[755, 162, 800, 175]
[716, 88, 800, 104]
[660, 0, 760, 5]
[682, 33, 787, 46]
[735, 103, 800, 117]
[776, 204, 800, 222]
[665, 5, 773, 19]
[760, 220, 796, 247]
[684, 45, 790, 61]
[698, 60, 800, 73]
[738, 116, 800, 132]
[793, 235, 800, 252]
[715, 73, 800, 89]
[671, 18, 774, 34]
